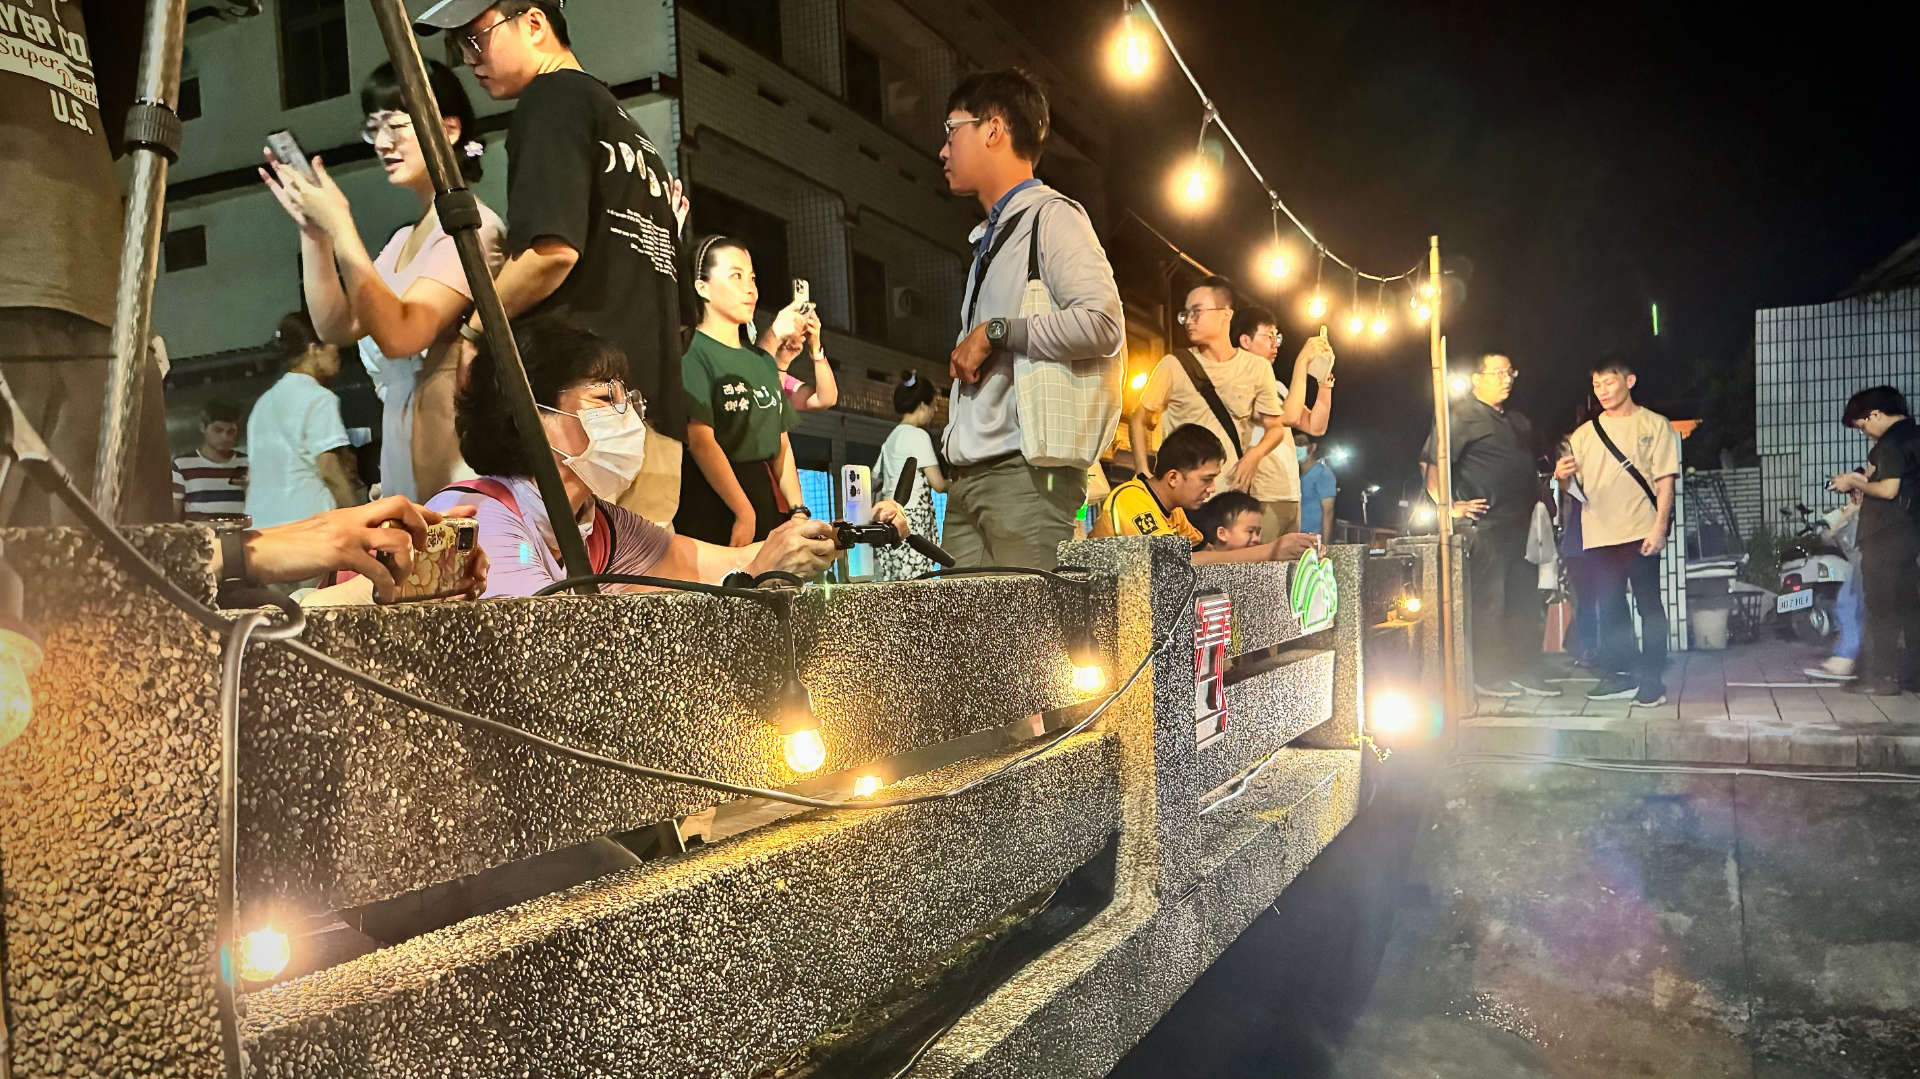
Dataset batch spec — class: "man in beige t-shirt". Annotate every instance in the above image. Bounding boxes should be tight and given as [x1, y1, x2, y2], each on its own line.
[1556, 357, 1681, 706]
[1130, 277, 1283, 492]
[1130, 284, 1334, 540]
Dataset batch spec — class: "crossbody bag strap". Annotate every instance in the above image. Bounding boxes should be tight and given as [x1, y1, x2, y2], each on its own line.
[1174, 349, 1245, 458]
[1588, 416, 1657, 510]
[962, 207, 1034, 330]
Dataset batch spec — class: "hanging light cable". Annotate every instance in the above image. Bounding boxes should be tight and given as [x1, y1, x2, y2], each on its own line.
[1170, 109, 1220, 212]
[1123, 0, 1424, 287]
[1371, 280, 1389, 336]
[1306, 248, 1328, 320]
[1346, 270, 1365, 335]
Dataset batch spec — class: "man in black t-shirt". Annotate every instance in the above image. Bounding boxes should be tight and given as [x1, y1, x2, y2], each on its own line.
[1832, 385, 1920, 695]
[1420, 352, 1556, 700]
[416, 0, 690, 522]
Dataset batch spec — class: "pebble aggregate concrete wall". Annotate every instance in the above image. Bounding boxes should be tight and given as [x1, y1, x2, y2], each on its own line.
[0, 526, 1360, 1078]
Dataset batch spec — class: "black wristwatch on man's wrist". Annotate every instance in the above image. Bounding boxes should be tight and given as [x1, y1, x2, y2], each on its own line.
[984, 318, 1009, 347]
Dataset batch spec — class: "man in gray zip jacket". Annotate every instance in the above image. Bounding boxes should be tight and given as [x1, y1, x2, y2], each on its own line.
[939, 69, 1125, 570]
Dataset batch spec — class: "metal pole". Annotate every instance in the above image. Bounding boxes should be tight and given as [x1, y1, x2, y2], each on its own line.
[363, 0, 594, 590]
[1428, 235, 1463, 719]
[93, 0, 188, 518]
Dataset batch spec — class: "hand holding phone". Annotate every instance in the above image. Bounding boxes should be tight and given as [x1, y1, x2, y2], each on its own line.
[265, 129, 318, 185]
[377, 517, 482, 602]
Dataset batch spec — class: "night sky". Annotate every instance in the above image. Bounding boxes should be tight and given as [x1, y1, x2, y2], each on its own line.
[991, 0, 1920, 514]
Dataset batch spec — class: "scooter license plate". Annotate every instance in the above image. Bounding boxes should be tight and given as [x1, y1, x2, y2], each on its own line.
[1776, 590, 1815, 613]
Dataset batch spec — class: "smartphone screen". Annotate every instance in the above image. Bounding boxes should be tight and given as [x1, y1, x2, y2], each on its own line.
[265, 129, 317, 184]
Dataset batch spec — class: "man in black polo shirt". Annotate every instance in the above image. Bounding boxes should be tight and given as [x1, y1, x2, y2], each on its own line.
[1831, 385, 1920, 696]
[417, 0, 690, 522]
[1421, 352, 1556, 700]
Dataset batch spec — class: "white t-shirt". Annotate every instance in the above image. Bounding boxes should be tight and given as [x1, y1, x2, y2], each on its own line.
[1139, 347, 1283, 492]
[875, 422, 938, 506]
[245, 371, 351, 528]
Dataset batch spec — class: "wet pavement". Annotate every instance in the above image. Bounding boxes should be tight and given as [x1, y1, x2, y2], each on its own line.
[1111, 748, 1920, 1078]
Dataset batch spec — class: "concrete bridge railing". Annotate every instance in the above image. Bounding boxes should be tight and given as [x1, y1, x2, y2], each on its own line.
[0, 526, 1368, 1078]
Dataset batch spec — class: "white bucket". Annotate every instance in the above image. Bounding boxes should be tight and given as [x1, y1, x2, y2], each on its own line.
[1690, 607, 1730, 650]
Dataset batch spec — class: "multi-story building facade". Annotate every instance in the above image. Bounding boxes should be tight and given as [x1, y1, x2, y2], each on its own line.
[154, 0, 1112, 518]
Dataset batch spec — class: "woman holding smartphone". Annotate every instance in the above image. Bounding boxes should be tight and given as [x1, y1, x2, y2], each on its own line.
[677, 236, 824, 545]
[260, 60, 506, 502]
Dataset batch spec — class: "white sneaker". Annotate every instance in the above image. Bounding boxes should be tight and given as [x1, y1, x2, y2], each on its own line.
[1804, 657, 1856, 682]
[1475, 682, 1521, 699]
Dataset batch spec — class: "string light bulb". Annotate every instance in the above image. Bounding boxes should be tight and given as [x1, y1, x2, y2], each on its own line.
[1129, 370, 1149, 391]
[1370, 281, 1388, 336]
[852, 775, 882, 797]
[1307, 294, 1328, 320]
[774, 672, 826, 773]
[1108, 7, 1156, 82]
[235, 927, 291, 983]
[1171, 115, 1222, 212]
[1260, 203, 1290, 281]
[1414, 302, 1432, 323]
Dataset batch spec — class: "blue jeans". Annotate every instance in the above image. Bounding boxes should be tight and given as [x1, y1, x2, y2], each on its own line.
[1834, 571, 1863, 662]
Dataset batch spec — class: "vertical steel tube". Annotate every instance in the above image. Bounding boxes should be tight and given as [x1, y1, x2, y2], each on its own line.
[93, 0, 187, 518]
[363, 0, 594, 588]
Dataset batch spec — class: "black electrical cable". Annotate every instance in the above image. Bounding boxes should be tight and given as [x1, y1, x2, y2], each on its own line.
[16, 433, 1197, 813]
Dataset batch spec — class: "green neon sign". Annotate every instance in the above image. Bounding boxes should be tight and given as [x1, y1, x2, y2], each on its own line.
[1289, 547, 1339, 633]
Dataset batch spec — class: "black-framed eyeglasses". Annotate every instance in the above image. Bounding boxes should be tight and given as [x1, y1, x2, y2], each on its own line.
[456, 8, 525, 62]
[941, 115, 985, 145]
[1481, 368, 1519, 382]
[359, 111, 415, 144]
[1177, 305, 1229, 326]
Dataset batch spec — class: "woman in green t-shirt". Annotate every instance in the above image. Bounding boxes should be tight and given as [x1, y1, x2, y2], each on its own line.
[678, 236, 819, 545]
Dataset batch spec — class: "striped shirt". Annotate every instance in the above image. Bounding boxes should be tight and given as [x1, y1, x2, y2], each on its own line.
[171, 450, 249, 520]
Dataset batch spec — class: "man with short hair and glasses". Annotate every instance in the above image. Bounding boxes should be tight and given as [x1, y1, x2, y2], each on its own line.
[414, 0, 693, 524]
[1234, 302, 1334, 538]
[938, 68, 1124, 569]
[1131, 283, 1334, 540]
[1423, 352, 1560, 700]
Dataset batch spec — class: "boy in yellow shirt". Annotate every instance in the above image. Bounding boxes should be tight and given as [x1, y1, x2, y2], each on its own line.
[1095, 424, 1321, 563]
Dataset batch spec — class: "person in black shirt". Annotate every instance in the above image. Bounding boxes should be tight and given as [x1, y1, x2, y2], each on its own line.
[1832, 386, 1920, 695]
[415, 0, 691, 523]
[1420, 353, 1558, 700]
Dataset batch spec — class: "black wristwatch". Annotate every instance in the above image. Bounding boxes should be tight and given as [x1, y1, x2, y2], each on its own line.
[984, 317, 1009, 346]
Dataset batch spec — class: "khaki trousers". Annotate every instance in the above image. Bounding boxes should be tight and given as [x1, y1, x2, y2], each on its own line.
[1261, 499, 1301, 541]
[0, 308, 172, 526]
[942, 453, 1087, 571]
[613, 427, 683, 525]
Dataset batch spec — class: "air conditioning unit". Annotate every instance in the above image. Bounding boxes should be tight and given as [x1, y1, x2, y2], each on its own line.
[890, 286, 926, 319]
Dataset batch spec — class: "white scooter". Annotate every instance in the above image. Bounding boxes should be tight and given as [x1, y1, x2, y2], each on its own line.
[1775, 504, 1853, 643]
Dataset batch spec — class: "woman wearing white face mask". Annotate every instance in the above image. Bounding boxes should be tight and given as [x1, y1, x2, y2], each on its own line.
[427, 314, 906, 597]
[261, 60, 506, 501]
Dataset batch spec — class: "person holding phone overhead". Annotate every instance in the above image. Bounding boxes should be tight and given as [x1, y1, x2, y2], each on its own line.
[676, 236, 817, 545]
[874, 373, 949, 580]
[259, 60, 506, 501]
[780, 279, 839, 414]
